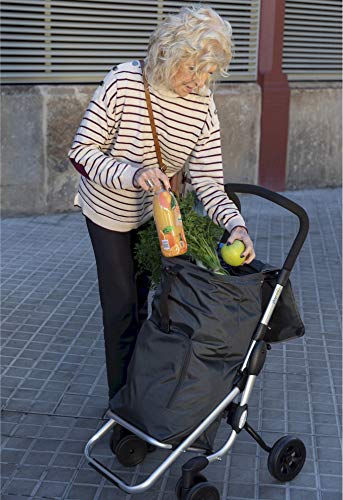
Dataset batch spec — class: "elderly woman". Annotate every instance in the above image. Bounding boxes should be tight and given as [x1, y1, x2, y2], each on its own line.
[68, 5, 255, 402]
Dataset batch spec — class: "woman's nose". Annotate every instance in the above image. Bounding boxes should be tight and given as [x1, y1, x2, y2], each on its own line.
[192, 73, 207, 88]
[196, 73, 207, 87]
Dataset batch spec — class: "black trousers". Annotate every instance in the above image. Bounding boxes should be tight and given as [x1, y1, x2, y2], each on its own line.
[86, 217, 151, 400]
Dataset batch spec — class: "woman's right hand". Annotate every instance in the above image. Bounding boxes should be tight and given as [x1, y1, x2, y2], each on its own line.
[133, 167, 171, 192]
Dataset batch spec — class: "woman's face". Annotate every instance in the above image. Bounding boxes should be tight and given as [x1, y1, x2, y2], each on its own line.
[170, 60, 217, 97]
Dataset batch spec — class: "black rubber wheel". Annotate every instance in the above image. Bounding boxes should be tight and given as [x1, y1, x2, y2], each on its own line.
[186, 482, 220, 500]
[175, 474, 207, 499]
[114, 434, 148, 467]
[110, 426, 156, 456]
[147, 443, 157, 453]
[110, 425, 127, 454]
[268, 436, 306, 482]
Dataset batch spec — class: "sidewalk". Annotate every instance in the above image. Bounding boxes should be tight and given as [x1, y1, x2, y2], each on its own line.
[1, 187, 342, 500]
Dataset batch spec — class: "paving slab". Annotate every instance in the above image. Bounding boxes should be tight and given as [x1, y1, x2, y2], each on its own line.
[1, 187, 342, 499]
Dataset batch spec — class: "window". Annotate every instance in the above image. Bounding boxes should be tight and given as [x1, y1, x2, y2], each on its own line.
[283, 0, 342, 80]
[1, 0, 260, 84]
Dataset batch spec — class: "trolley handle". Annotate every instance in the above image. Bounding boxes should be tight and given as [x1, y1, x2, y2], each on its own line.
[224, 183, 309, 274]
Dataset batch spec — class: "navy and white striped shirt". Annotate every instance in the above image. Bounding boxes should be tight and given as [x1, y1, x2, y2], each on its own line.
[68, 60, 245, 232]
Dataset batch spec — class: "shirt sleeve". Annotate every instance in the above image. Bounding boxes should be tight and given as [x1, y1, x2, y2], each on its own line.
[188, 95, 246, 234]
[68, 68, 141, 190]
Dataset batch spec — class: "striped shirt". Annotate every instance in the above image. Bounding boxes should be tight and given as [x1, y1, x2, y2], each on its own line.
[68, 60, 245, 233]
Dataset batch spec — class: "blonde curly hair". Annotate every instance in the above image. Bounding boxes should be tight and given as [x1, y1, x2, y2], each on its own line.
[144, 5, 234, 91]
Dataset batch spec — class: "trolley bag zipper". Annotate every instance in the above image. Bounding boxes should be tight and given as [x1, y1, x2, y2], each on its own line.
[166, 336, 192, 409]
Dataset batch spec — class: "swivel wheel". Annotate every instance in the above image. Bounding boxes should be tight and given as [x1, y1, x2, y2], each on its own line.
[176, 474, 219, 500]
[114, 434, 148, 467]
[185, 482, 220, 500]
[109, 425, 127, 453]
[268, 436, 306, 482]
[176, 474, 207, 499]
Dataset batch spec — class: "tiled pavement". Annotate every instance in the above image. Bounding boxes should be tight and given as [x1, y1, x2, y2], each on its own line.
[1, 187, 341, 500]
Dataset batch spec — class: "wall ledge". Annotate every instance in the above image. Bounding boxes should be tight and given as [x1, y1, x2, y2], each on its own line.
[289, 81, 342, 90]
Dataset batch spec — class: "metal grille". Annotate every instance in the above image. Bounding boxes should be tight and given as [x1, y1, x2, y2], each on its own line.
[1, 0, 260, 84]
[283, 0, 342, 80]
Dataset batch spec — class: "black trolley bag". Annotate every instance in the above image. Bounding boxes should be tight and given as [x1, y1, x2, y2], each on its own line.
[109, 187, 305, 450]
[110, 255, 264, 450]
[85, 184, 309, 498]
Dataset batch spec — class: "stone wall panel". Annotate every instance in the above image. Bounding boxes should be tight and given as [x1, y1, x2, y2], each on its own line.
[287, 83, 342, 189]
[1, 82, 341, 216]
[1, 86, 45, 214]
[214, 84, 260, 185]
[44, 85, 95, 212]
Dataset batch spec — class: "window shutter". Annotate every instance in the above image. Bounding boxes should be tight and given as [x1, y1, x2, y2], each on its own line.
[1, 0, 159, 84]
[1, 0, 259, 84]
[283, 0, 342, 80]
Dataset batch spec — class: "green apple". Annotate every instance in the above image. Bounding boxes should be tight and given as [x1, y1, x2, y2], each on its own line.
[221, 240, 246, 266]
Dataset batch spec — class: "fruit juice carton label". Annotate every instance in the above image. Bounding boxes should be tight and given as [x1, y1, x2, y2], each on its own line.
[154, 189, 187, 257]
[161, 239, 170, 251]
[174, 206, 183, 226]
[160, 226, 177, 249]
[158, 191, 174, 209]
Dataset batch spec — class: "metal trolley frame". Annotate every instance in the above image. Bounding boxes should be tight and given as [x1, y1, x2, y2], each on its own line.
[84, 184, 309, 497]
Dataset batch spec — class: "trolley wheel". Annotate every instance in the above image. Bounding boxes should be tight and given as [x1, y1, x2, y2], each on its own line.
[109, 425, 127, 454]
[175, 474, 207, 499]
[268, 436, 306, 482]
[114, 434, 148, 467]
[186, 482, 220, 500]
[110, 426, 156, 456]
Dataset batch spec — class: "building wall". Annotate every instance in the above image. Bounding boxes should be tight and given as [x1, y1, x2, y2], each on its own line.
[1, 82, 341, 216]
[286, 82, 342, 189]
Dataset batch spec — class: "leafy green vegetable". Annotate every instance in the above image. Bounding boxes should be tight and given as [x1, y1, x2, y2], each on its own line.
[134, 219, 161, 286]
[181, 192, 227, 276]
[170, 193, 177, 210]
[134, 191, 228, 286]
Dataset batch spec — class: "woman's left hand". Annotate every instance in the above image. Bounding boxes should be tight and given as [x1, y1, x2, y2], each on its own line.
[227, 226, 255, 264]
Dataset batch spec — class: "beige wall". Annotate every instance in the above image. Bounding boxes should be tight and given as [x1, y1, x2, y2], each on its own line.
[286, 82, 342, 189]
[215, 83, 260, 185]
[1, 82, 341, 216]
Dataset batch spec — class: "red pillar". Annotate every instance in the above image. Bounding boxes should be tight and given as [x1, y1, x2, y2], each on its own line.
[257, 0, 290, 191]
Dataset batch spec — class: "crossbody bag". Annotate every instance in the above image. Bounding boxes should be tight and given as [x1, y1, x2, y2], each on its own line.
[140, 60, 190, 197]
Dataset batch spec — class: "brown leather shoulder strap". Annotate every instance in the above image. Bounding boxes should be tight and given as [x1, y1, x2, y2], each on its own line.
[140, 60, 167, 173]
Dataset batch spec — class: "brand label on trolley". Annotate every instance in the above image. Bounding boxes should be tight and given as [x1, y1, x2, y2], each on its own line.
[261, 284, 284, 325]
[271, 285, 283, 305]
